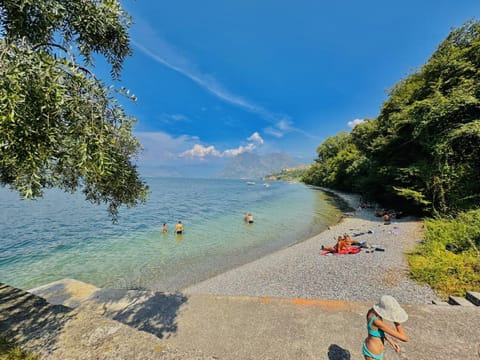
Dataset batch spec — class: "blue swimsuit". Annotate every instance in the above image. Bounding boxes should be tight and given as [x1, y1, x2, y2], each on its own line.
[362, 315, 385, 360]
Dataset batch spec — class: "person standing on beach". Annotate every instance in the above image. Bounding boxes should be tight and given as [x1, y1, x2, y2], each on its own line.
[162, 223, 168, 234]
[363, 295, 409, 359]
[175, 220, 183, 234]
[247, 213, 254, 224]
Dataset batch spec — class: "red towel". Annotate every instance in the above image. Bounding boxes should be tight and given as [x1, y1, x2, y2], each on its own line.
[320, 246, 361, 255]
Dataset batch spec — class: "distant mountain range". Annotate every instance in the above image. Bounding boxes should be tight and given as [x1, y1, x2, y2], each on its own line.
[217, 152, 304, 179]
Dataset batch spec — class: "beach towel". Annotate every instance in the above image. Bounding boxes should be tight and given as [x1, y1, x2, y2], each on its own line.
[320, 246, 361, 256]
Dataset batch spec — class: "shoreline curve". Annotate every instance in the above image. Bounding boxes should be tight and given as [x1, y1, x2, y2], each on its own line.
[183, 188, 440, 304]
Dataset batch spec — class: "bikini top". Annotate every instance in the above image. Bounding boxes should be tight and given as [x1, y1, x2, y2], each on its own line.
[367, 315, 385, 338]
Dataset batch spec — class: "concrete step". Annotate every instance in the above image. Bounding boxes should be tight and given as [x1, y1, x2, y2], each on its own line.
[28, 278, 99, 308]
[10, 280, 480, 359]
[466, 291, 480, 306]
[448, 295, 476, 306]
[29, 279, 189, 341]
[431, 299, 450, 306]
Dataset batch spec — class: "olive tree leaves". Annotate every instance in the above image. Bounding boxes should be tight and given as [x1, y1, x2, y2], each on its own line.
[0, 0, 148, 220]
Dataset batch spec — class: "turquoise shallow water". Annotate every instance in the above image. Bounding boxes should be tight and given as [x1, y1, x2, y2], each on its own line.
[0, 177, 345, 291]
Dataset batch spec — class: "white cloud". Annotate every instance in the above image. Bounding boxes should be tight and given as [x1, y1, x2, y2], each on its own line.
[136, 131, 197, 164]
[262, 117, 294, 138]
[170, 114, 187, 121]
[348, 118, 365, 128]
[277, 118, 293, 131]
[222, 143, 256, 157]
[130, 19, 317, 141]
[131, 23, 275, 120]
[158, 113, 188, 124]
[130, 18, 323, 154]
[262, 117, 320, 140]
[179, 132, 264, 160]
[247, 132, 264, 145]
[263, 126, 285, 138]
[179, 144, 221, 160]
[135, 130, 266, 165]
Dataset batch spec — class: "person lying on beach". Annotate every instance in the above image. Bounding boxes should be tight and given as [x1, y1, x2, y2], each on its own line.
[343, 233, 360, 246]
[321, 235, 347, 252]
[321, 234, 361, 253]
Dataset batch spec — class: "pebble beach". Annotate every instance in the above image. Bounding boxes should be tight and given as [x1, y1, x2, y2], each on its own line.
[184, 189, 441, 304]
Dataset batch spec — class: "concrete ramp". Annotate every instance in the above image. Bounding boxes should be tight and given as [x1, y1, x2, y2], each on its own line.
[29, 278, 99, 308]
[22, 279, 480, 359]
[1, 282, 214, 359]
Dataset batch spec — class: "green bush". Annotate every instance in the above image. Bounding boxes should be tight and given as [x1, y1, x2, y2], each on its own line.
[408, 209, 480, 298]
[0, 337, 39, 360]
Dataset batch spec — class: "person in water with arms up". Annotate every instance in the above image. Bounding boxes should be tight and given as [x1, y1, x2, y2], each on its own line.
[363, 295, 408, 359]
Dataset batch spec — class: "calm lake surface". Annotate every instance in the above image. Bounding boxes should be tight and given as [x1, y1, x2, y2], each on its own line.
[0, 177, 346, 291]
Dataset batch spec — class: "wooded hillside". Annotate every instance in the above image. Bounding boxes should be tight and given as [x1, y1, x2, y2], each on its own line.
[303, 20, 480, 216]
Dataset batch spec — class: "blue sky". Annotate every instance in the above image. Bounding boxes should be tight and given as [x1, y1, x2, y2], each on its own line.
[103, 1, 479, 176]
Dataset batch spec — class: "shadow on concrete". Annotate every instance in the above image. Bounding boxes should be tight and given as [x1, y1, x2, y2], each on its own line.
[327, 344, 352, 360]
[110, 292, 188, 339]
[83, 289, 188, 339]
[0, 283, 72, 356]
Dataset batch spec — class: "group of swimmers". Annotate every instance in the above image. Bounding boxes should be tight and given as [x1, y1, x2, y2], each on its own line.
[162, 220, 183, 235]
[162, 212, 254, 236]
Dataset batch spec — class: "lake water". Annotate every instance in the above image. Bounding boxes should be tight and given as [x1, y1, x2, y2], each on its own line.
[0, 177, 347, 291]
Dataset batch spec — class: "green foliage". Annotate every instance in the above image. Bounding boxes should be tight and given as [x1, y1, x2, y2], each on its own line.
[304, 19, 480, 215]
[266, 166, 308, 181]
[393, 187, 431, 206]
[301, 18, 480, 298]
[0, 337, 39, 360]
[407, 209, 480, 297]
[0, 0, 131, 78]
[301, 128, 373, 195]
[0, 0, 148, 219]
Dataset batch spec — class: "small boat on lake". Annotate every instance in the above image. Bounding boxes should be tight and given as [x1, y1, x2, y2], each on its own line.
[246, 181, 256, 185]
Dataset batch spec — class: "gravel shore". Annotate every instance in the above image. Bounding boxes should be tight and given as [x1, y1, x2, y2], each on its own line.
[183, 189, 440, 304]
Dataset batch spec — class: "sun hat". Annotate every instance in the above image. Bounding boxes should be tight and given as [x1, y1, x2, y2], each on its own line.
[373, 295, 408, 323]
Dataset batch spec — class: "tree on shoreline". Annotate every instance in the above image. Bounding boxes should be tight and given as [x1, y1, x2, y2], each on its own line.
[303, 19, 480, 216]
[0, 0, 148, 219]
